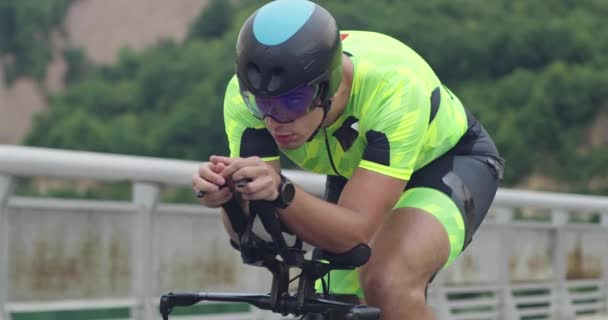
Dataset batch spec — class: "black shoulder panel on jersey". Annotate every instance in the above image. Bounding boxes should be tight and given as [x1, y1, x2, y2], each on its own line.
[333, 116, 359, 151]
[362, 130, 390, 166]
[429, 86, 441, 124]
[240, 128, 278, 158]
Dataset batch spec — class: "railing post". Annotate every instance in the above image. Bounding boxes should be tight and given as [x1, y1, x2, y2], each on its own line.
[427, 271, 450, 319]
[132, 183, 161, 320]
[551, 209, 574, 320]
[602, 212, 608, 314]
[496, 207, 517, 320]
[0, 175, 16, 320]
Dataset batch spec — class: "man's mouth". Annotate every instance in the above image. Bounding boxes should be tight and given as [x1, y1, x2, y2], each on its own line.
[274, 133, 294, 144]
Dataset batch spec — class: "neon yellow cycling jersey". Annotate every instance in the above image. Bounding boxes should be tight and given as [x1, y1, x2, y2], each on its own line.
[224, 31, 469, 181]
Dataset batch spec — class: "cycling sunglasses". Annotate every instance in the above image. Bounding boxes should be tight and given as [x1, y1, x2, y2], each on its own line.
[240, 84, 320, 123]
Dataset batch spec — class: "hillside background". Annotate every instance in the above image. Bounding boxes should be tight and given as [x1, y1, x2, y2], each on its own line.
[0, 0, 209, 143]
[1, 0, 607, 196]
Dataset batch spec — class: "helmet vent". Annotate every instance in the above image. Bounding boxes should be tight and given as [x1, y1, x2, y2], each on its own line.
[246, 62, 262, 90]
[267, 67, 285, 92]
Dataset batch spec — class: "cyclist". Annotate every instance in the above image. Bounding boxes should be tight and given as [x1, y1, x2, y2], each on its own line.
[192, 0, 505, 319]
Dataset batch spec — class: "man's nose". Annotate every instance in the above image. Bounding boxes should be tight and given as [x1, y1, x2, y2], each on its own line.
[265, 117, 283, 130]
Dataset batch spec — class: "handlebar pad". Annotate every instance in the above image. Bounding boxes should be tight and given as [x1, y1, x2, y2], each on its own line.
[161, 293, 201, 307]
[312, 244, 371, 269]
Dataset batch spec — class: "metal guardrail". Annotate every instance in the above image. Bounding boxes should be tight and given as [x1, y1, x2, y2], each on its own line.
[1, 145, 607, 320]
[2, 145, 608, 210]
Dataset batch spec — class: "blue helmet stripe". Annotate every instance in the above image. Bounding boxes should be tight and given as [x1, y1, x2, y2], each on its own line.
[253, 0, 315, 46]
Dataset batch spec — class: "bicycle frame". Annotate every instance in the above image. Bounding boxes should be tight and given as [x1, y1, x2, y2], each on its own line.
[159, 197, 381, 320]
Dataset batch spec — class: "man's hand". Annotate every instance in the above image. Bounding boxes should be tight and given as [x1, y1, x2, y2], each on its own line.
[192, 161, 232, 208]
[211, 155, 280, 201]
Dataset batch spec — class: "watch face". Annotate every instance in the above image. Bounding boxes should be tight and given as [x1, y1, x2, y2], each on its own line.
[282, 182, 295, 204]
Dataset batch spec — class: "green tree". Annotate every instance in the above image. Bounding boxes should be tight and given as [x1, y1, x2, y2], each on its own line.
[24, 0, 608, 194]
[187, 0, 233, 41]
[0, 0, 73, 83]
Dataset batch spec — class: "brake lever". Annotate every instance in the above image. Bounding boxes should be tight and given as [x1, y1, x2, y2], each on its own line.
[159, 294, 171, 320]
[159, 292, 206, 320]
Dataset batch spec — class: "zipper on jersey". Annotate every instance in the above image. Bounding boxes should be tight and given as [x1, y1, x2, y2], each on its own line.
[323, 128, 345, 178]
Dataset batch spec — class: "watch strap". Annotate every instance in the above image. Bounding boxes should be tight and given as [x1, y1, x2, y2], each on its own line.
[272, 173, 290, 209]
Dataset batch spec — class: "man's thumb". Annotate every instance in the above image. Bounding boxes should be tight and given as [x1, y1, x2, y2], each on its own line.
[212, 162, 226, 173]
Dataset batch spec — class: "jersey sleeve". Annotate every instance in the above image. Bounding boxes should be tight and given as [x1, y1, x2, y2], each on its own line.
[223, 76, 279, 161]
[358, 76, 430, 181]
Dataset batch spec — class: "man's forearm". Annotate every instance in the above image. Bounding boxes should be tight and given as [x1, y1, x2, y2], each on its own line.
[277, 185, 371, 253]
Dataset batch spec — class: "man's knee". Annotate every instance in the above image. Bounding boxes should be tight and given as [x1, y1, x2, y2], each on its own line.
[360, 267, 428, 308]
[359, 260, 429, 303]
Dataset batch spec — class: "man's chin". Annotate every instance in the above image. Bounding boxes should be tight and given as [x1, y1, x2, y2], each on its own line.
[276, 139, 302, 150]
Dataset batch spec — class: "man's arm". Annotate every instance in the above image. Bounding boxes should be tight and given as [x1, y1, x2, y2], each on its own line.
[274, 78, 427, 253]
[277, 167, 406, 253]
[213, 155, 408, 254]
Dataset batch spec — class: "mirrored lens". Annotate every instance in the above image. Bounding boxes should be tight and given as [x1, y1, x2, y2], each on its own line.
[241, 85, 318, 123]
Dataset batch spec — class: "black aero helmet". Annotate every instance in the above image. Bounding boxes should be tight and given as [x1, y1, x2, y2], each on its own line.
[236, 0, 343, 123]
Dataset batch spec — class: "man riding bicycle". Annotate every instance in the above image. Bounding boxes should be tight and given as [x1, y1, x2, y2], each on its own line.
[192, 1, 505, 319]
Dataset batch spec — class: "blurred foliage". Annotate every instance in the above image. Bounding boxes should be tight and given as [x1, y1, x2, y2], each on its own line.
[187, 0, 234, 41]
[62, 47, 94, 85]
[26, 39, 234, 161]
[0, 0, 73, 83]
[22, 0, 608, 195]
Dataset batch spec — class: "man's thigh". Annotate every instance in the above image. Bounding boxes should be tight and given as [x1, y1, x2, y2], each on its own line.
[314, 205, 451, 299]
[318, 152, 500, 297]
[359, 205, 451, 286]
[404, 152, 502, 264]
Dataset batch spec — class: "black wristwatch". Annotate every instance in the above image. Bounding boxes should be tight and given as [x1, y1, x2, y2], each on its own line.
[271, 174, 295, 209]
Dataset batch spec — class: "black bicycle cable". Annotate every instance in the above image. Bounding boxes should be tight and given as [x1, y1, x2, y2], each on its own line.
[321, 127, 342, 297]
[289, 274, 301, 284]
